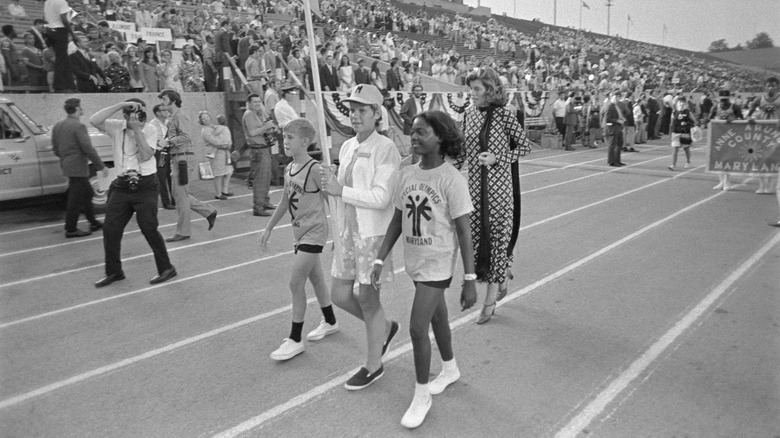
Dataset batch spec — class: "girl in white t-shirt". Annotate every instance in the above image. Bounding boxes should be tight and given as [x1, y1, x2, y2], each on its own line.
[370, 110, 477, 429]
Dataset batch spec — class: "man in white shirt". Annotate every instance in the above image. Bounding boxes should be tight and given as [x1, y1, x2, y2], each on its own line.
[89, 98, 176, 288]
[44, 0, 76, 91]
[552, 91, 567, 141]
[148, 104, 175, 210]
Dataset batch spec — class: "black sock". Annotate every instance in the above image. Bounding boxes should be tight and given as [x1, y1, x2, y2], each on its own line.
[321, 305, 336, 325]
[290, 321, 304, 343]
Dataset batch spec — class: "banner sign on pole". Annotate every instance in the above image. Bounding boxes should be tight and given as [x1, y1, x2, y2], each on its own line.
[139, 27, 173, 42]
[707, 120, 780, 174]
[125, 31, 143, 43]
[107, 21, 136, 33]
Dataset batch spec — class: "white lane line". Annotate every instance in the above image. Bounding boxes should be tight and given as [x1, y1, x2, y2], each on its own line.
[552, 231, 780, 438]
[0, 165, 709, 320]
[0, 208, 254, 258]
[0, 266, 405, 411]
[0, 220, 295, 290]
[0, 189, 276, 237]
[212, 186, 729, 437]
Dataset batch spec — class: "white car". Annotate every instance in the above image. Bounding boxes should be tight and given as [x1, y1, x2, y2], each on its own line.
[0, 97, 114, 208]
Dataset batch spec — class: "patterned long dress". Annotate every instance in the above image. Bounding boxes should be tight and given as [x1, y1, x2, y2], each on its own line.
[458, 104, 530, 284]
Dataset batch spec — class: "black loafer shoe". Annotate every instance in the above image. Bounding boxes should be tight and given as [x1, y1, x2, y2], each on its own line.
[253, 211, 272, 216]
[90, 222, 103, 232]
[163, 205, 176, 210]
[165, 234, 190, 242]
[264, 204, 277, 210]
[150, 266, 177, 285]
[95, 273, 125, 288]
[222, 192, 234, 196]
[66, 229, 92, 238]
[206, 211, 217, 230]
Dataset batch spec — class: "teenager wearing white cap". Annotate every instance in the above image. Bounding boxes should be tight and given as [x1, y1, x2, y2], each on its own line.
[321, 84, 402, 390]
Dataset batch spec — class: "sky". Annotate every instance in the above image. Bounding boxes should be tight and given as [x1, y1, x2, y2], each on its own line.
[461, 0, 780, 52]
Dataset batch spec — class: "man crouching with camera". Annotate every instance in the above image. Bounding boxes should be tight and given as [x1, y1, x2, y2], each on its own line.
[89, 98, 177, 288]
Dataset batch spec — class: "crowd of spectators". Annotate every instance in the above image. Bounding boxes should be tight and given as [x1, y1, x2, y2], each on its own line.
[0, 0, 772, 96]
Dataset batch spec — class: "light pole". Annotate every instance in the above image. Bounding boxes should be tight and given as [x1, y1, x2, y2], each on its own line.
[606, 0, 613, 36]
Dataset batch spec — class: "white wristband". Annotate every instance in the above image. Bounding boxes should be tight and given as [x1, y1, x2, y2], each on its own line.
[373, 259, 384, 266]
[464, 273, 477, 281]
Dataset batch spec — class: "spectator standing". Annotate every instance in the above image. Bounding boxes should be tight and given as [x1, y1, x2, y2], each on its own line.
[159, 49, 183, 92]
[214, 19, 234, 90]
[52, 98, 108, 238]
[563, 91, 578, 151]
[386, 57, 403, 91]
[21, 33, 46, 88]
[104, 51, 130, 92]
[202, 35, 218, 92]
[621, 91, 637, 153]
[338, 54, 355, 91]
[70, 33, 109, 93]
[400, 84, 424, 160]
[370, 60, 383, 90]
[604, 91, 625, 167]
[354, 58, 369, 85]
[1, 25, 24, 85]
[581, 95, 598, 148]
[159, 89, 218, 242]
[124, 45, 144, 92]
[180, 44, 205, 92]
[319, 54, 339, 91]
[235, 93, 278, 216]
[42, 44, 55, 91]
[199, 111, 234, 200]
[89, 98, 177, 288]
[148, 104, 174, 210]
[29, 19, 47, 51]
[646, 89, 660, 140]
[552, 91, 567, 144]
[140, 47, 160, 92]
[44, 0, 76, 91]
[245, 45, 265, 95]
[667, 96, 697, 171]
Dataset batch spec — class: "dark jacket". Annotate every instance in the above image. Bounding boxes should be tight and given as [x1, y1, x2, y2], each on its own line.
[399, 97, 420, 135]
[319, 64, 338, 91]
[214, 28, 233, 64]
[51, 117, 105, 177]
[354, 66, 370, 85]
[69, 50, 105, 92]
[385, 66, 402, 91]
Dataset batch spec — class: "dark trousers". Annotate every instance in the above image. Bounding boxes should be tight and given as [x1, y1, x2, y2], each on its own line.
[250, 147, 272, 213]
[155, 152, 173, 207]
[65, 176, 97, 232]
[606, 124, 624, 165]
[50, 28, 74, 91]
[647, 113, 658, 138]
[555, 116, 566, 140]
[103, 176, 171, 276]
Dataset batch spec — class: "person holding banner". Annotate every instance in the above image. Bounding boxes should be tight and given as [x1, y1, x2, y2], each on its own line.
[320, 84, 401, 390]
[709, 90, 742, 191]
[746, 77, 779, 197]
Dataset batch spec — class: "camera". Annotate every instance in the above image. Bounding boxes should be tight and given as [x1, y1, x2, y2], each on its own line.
[123, 106, 147, 123]
[124, 169, 140, 191]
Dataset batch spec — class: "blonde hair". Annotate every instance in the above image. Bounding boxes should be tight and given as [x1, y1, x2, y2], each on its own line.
[284, 118, 317, 145]
[197, 110, 212, 125]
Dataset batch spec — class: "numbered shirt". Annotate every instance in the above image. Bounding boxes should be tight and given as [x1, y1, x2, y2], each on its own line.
[394, 162, 473, 282]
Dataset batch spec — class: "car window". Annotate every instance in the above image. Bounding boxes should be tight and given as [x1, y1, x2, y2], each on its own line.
[8, 103, 45, 135]
[0, 108, 23, 140]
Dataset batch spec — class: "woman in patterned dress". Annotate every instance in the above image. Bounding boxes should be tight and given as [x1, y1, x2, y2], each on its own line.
[457, 67, 530, 324]
[180, 44, 205, 92]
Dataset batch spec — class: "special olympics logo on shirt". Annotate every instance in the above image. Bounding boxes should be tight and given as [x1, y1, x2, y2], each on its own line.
[406, 195, 432, 238]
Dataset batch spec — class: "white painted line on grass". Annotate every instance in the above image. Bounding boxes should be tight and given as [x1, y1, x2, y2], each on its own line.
[552, 231, 780, 438]
[211, 186, 729, 437]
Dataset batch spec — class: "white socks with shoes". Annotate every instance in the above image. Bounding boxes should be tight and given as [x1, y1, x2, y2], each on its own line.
[401, 383, 432, 429]
[429, 359, 461, 395]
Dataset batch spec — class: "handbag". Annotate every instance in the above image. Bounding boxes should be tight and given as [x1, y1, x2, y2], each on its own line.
[690, 126, 703, 143]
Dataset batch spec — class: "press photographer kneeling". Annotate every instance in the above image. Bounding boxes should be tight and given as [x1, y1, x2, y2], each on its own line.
[89, 98, 177, 288]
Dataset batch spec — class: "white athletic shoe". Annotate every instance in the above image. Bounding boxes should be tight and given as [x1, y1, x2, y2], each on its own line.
[684, 162, 690, 169]
[270, 338, 304, 361]
[401, 393, 432, 429]
[306, 320, 339, 341]
[428, 367, 461, 395]
[712, 183, 724, 190]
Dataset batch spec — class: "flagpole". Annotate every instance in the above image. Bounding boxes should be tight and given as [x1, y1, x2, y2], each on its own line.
[579, 1, 582, 29]
[302, 0, 330, 166]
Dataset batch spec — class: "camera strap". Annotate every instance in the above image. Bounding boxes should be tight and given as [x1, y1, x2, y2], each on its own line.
[120, 129, 140, 175]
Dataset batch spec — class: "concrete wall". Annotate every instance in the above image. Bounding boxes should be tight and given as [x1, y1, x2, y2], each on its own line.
[8, 92, 226, 179]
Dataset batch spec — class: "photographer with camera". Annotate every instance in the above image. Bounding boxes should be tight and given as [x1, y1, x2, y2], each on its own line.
[158, 89, 218, 242]
[89, 98, 177, 288]
[234, 93, 279, 216]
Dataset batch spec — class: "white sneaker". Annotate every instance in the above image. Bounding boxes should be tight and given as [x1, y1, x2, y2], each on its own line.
[684, 162, 690, 169]
[712, 183, 724, 190]
[429, 367, 461, 395]
[401, 394, 432, 429]
[270, 338, 304, 361]
[306, 320, 339, 341]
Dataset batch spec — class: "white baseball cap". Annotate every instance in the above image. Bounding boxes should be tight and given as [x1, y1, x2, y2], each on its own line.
[342, 84, 383, 106]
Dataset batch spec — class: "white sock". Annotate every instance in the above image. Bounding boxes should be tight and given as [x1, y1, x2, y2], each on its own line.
[415, 382, 431, 399]
[441, 358, 458, 374]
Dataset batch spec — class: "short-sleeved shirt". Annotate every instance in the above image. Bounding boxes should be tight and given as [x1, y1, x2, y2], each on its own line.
[44, 0, 70, 28]
[286, 159, 328, 246]
[394, 162, 473, 282]
[104, 119, 158, 176]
